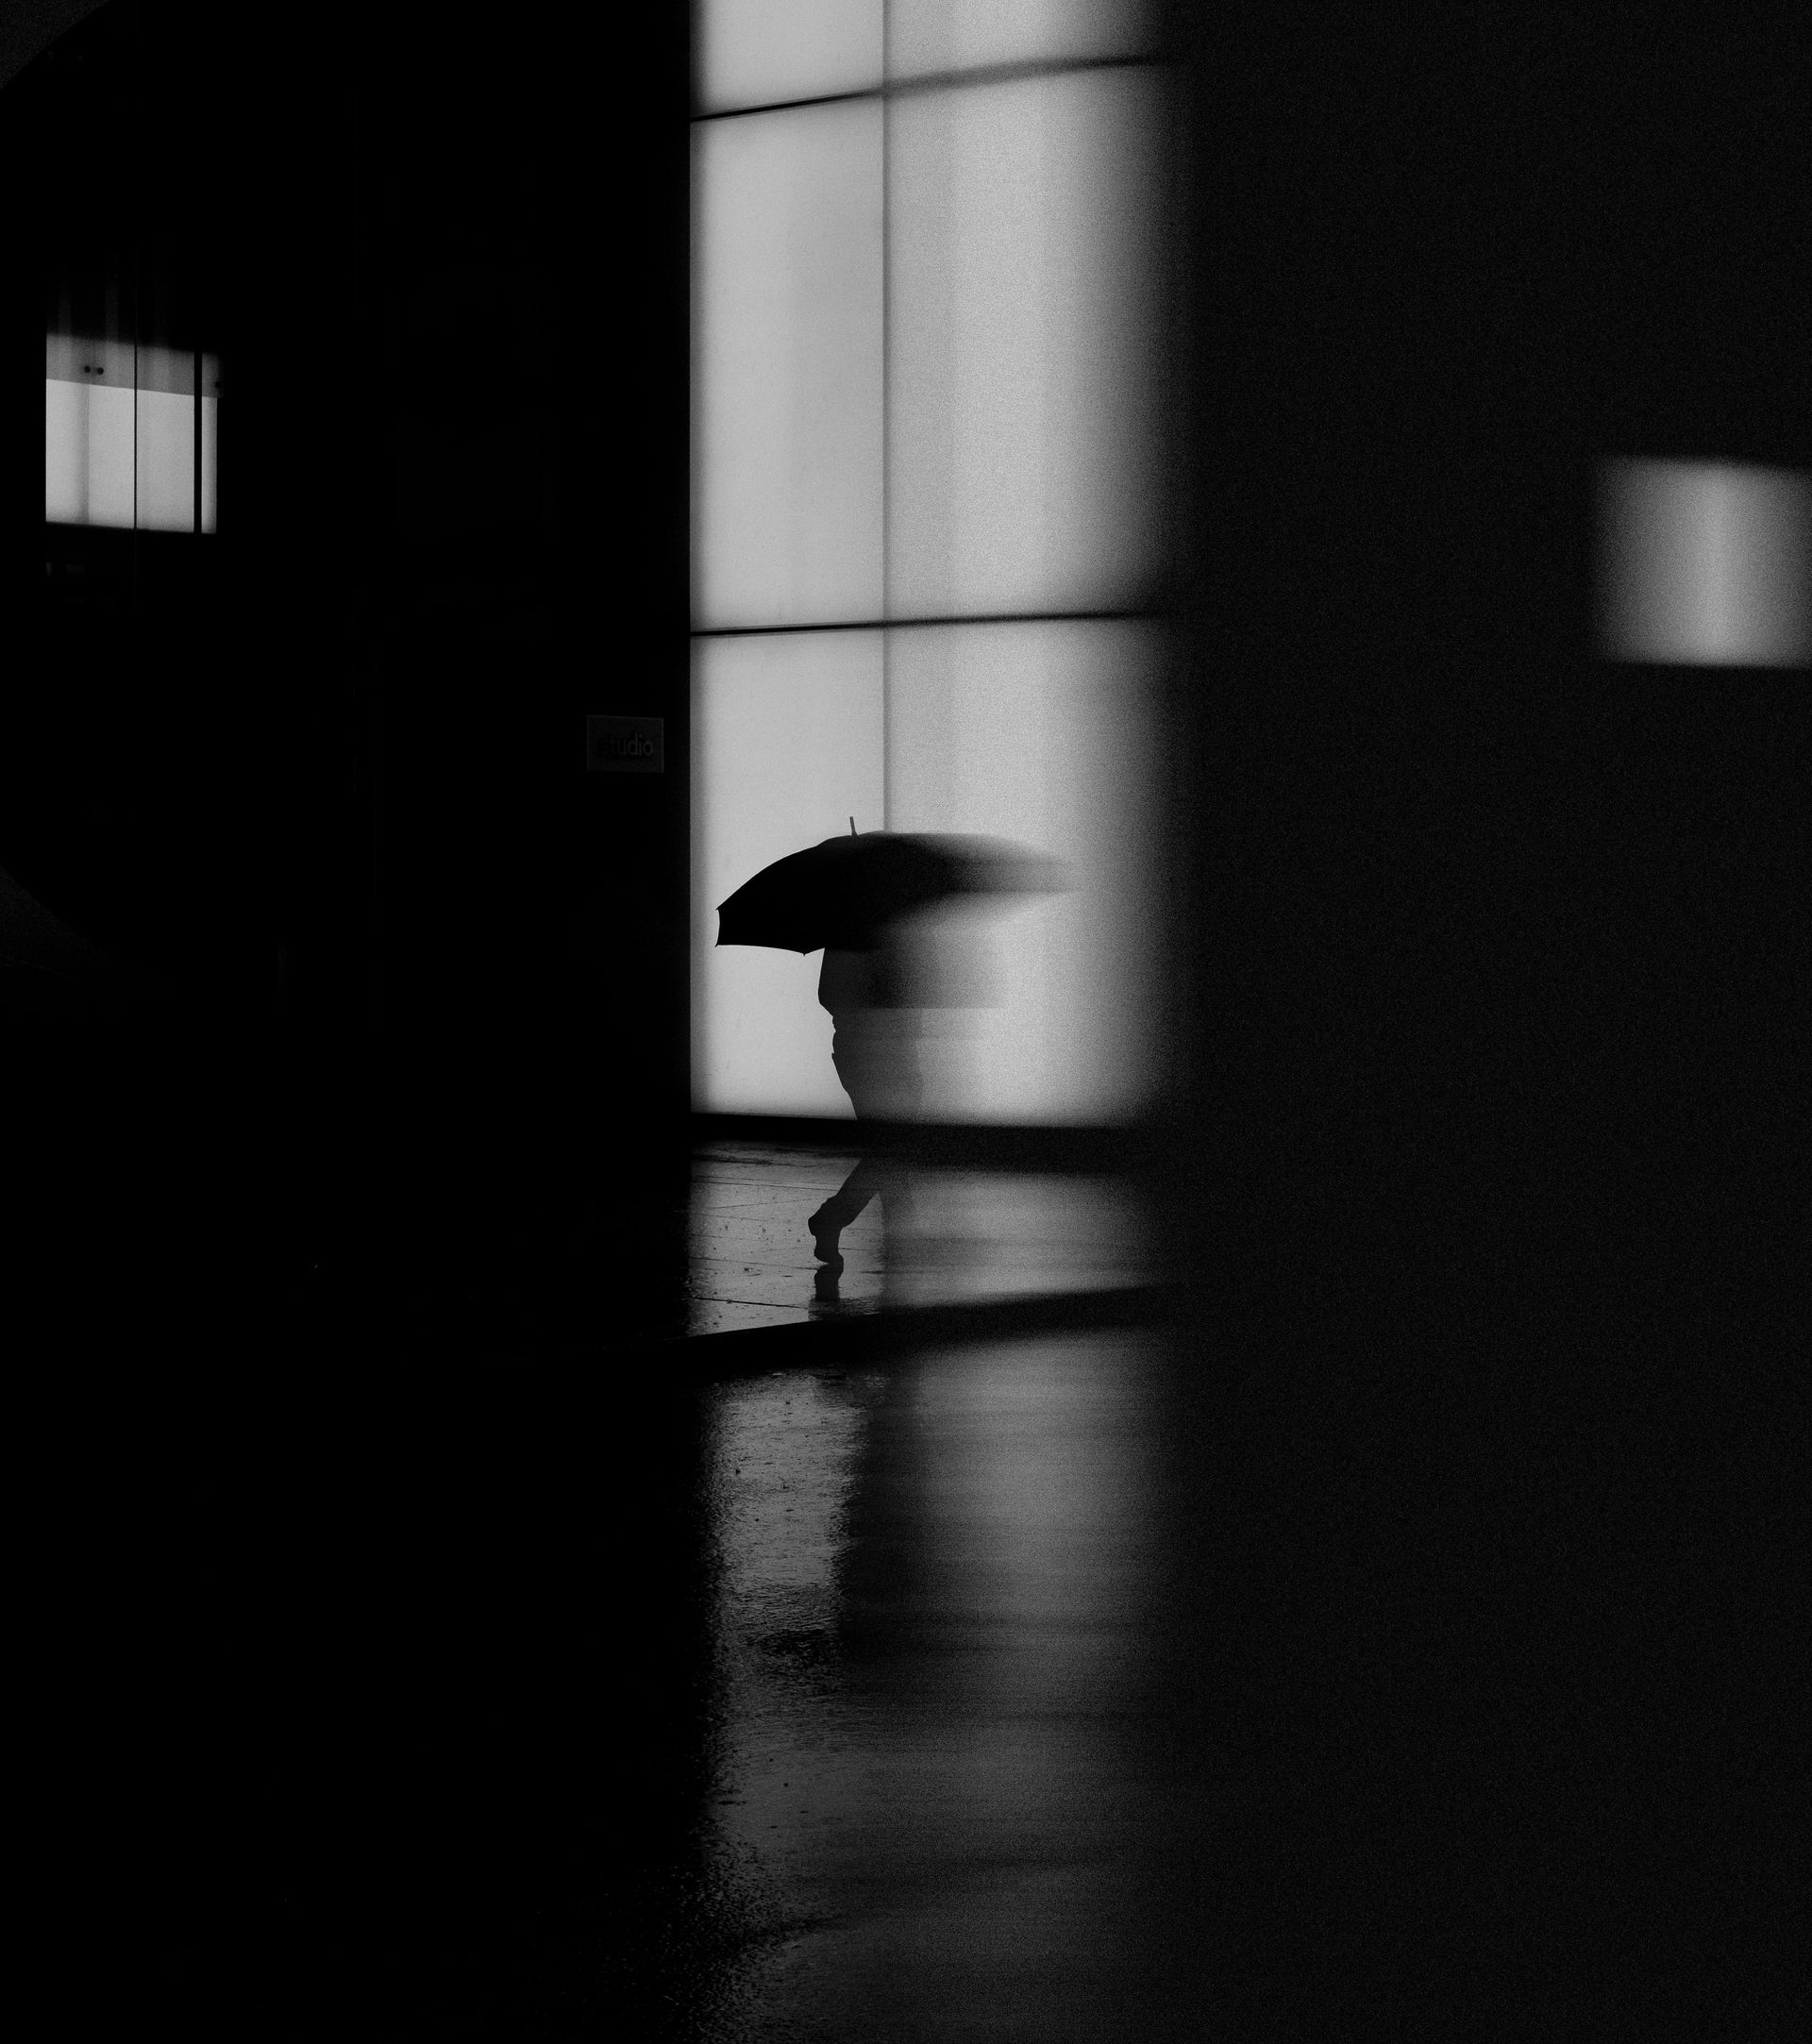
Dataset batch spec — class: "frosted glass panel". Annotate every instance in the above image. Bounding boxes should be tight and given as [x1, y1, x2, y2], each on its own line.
[134, 391, 196, 530]
[888, 69, 1159, 619]
[45, 379, 135, 528]
[1600, 459, 1810, 666]
[45, 338, 219, 532]
[694, 630, 886, 1114]
[889, 0, 1154, 77]
[695, 102, 884, 630]
[698, 0, 882, 113]
[887, 619, 1156, 1123]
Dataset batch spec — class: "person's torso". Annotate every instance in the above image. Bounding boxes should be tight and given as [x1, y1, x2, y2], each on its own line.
[818, 945, 903, 1014]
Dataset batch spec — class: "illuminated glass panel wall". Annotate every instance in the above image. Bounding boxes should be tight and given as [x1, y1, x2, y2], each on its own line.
[693, 2, 1159, 1120]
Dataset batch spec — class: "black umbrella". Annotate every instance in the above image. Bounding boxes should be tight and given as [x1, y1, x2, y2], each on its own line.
[715, 826, 1065, 955]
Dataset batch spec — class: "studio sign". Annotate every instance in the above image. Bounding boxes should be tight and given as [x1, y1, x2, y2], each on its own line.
[587, 715, 663, 774]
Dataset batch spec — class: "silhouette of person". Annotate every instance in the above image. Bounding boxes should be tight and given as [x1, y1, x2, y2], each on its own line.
[807, 925, 923, 1275]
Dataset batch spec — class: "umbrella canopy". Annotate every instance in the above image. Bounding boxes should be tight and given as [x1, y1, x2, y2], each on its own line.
[715, 830, 1065, 955]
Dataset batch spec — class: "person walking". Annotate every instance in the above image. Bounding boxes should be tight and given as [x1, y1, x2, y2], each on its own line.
[713, 821, 1060, 1283]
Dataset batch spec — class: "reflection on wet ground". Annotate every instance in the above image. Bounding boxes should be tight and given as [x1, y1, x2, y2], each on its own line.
[692, 1331, 1168, 2043]
[684, 1142, 1148, 1335]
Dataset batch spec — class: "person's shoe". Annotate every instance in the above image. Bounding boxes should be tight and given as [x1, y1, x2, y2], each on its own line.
[809, 1211, 844, 1273]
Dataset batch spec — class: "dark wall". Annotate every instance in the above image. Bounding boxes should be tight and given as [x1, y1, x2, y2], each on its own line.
[1154, 9, 1808, 2035]
[347, 8, 692, 1312]
[0, 0, 253, 1007]
[1163, 8, 1808, 1296]
[4, 8, 699, 2037]
[0, 0, 694, 1318]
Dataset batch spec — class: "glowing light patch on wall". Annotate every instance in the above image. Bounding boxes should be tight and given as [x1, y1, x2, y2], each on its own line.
[1600, 459, 1808, 667]
[45, 336, 219, 532]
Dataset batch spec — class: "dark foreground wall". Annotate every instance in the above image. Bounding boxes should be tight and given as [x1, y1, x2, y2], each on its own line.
[3, 6, 696, 2037]
[1, 0, 693, 1294]
[1154, 8, 1808, 2036]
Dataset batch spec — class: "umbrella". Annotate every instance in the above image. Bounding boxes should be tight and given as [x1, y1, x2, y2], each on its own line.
[715, 826, 1065, 955]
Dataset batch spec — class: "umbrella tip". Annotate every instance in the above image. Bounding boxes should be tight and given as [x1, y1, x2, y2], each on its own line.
[849, 816, 858, 836]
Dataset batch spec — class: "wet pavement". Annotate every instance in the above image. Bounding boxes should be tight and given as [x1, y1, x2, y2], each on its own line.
[683, 1140, 1149, 1334]
[689, 1332, 1170, 2042]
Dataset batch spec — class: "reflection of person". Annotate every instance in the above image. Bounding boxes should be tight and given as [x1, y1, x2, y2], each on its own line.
[807, 930, 921, 1272]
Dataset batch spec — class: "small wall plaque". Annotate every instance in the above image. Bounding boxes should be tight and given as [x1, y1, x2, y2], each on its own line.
[587, 714, 663, 774]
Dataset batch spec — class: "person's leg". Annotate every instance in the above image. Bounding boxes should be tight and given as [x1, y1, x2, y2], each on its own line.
[808, 1015, 905, 1269]
[809, 1165, 877, 1271]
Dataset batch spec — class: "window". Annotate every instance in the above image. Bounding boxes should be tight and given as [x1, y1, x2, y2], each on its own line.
[45, 334, 219, 533]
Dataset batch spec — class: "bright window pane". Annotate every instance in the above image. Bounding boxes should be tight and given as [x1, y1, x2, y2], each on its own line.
[887, 69, 1160, 619]
[888, 0, 1154, 78]
[697, 0, 882, 115]
[694, 102, 884, 630]
[45, 337, 219, 532]
[886, 618, 1156, 1123]
[693, 630, 886, 1114]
